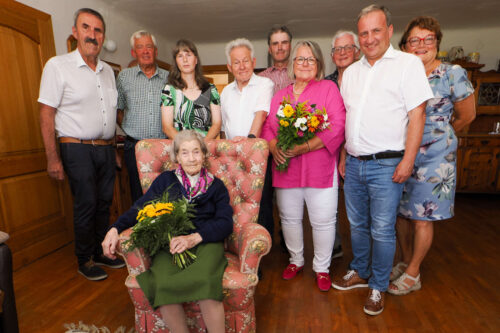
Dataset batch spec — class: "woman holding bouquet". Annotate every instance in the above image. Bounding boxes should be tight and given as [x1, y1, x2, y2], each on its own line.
[261, 40, 346, 291]
[102, 130, 232, 333]
[161, 39, 222, 139]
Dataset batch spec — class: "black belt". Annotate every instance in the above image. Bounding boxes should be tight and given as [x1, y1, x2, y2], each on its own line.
[125, 135, 139, 142]
[353, 150, 405, 161]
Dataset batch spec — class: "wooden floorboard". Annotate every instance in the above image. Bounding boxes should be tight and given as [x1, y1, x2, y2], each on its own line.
[13, 192, 500, 332]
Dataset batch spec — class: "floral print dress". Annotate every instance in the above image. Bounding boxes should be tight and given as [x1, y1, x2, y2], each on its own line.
[399, 63, 474, 221]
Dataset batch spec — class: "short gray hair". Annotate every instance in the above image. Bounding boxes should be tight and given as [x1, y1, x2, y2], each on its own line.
[357, 4, 392, 27]
[331, 30, 359, 50]
[287, 40, 325, 81]
[171, 130, 208, 163]
[130, 30, 157, 48]
[225, 38, 254, 64]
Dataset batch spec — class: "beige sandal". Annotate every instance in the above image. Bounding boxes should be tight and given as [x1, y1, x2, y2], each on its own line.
[387, 272, 421, 295]
[390, 262, 408, 281]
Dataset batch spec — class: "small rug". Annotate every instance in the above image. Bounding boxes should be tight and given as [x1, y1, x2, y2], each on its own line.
[63, 321, 136, 333]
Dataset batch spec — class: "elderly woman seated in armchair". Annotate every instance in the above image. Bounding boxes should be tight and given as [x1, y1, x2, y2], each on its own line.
[102, 130, 232, 333]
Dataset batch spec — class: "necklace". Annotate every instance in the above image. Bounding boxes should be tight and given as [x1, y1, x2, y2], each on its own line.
[293, 84, 304, 95]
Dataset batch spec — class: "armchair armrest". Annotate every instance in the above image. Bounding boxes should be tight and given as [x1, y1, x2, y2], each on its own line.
[237, 223, 272, 274]
[117, 228, 152, 277]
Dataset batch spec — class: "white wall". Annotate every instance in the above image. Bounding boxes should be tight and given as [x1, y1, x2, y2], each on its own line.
[196, 26, 500, 74]
[16, 0, 174, 69]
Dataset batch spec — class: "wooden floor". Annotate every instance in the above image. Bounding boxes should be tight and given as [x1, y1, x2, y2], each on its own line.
[13, 192, 500, 332]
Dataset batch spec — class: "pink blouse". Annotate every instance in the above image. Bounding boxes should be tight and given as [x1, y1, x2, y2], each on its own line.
[261, 79, 346, 188]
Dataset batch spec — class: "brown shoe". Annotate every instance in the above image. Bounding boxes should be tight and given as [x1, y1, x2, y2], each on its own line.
[363, 289, 385, 316]
[331, 270, 368, 290]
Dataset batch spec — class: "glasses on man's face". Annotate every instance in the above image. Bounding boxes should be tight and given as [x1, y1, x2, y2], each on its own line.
[294, 56, 317, 65]
[332, 45, 357, 54]
[406, 35, 436, 48]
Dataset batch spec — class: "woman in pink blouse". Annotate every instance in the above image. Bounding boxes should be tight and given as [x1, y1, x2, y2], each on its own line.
[261, 40, 346, 291]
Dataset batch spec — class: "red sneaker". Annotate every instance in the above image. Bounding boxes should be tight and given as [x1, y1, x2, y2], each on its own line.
[316, 272, 331, 291]
[282, 264, 304, 280]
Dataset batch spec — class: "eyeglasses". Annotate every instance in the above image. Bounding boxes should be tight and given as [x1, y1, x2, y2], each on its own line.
[406, 35, 437, 48]
[332, 45, 358, 54]
[294, 57, 317, 65]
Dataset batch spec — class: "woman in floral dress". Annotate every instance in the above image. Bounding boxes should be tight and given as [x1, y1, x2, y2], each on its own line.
[161, 39, 221, 140]
[389, 16, 476, 295]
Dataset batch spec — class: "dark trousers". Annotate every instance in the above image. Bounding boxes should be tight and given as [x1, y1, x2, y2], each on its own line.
[123, 136, 143, 203]
[258, 156, 274, 238]
[0, 244, 18, 333]
[60, 143, 116, 266]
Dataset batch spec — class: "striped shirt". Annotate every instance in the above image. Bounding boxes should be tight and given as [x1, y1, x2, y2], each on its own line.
[117, 65, 169, 139]
[258, 66, 293, 94]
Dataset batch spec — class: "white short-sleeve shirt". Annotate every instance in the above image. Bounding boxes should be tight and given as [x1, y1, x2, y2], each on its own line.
[220, 73, 274, 140]
[38, 50, 118, 140]
[341, 45, 433, 156]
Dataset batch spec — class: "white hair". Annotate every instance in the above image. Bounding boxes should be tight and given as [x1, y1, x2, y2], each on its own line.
[224, 38, 254, 64]
[130, 30, 157, 48]
[331, 30, 359, 50]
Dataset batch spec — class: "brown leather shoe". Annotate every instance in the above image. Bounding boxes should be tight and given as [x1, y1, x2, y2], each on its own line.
[363, 289, 385, 316]
[331, 270, 368, 290]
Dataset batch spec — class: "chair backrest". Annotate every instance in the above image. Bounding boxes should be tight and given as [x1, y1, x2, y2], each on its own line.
[135, 138, 269, 254]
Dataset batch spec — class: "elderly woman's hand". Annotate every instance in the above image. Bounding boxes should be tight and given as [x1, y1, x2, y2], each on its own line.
[170, 233, 202, 254]
[102, 227, 120, 260]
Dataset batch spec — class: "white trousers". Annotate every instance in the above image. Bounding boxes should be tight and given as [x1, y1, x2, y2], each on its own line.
[276, 182, 338, 273]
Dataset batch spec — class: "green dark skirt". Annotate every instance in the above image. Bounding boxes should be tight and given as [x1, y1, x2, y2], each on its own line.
[136, 242, 227, 308]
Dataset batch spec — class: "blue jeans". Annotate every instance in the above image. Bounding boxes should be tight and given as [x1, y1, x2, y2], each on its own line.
[344, 155, 404, 291]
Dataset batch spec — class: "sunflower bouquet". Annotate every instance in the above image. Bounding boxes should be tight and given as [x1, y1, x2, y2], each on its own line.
[275, 96, 330, 171]
[123, 189, 197, 269]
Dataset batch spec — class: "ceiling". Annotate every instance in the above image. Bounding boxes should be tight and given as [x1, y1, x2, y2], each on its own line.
[105, 0, 500, 43]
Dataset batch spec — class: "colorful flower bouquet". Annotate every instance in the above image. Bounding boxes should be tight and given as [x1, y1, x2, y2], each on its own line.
[275, 96, 330, 171]
[123, 189, 197, 269]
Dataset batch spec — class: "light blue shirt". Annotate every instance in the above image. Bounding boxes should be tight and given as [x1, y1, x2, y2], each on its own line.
[117, 65, 168, 139]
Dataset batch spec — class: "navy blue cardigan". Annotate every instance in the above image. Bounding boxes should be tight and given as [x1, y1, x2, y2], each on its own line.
[111, 171, 233, 243]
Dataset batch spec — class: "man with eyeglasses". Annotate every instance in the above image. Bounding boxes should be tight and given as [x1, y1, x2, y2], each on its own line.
[259, 25, 294, 94]
[331, 5, 433, 316]
[326, 30, 361, 88]
[325, 30, 361, 261]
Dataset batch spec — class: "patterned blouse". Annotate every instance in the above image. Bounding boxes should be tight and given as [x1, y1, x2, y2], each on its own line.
[161, 83, 220, 136]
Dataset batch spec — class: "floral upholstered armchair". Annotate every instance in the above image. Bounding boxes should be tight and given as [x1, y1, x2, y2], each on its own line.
[117, 138, 272, 333]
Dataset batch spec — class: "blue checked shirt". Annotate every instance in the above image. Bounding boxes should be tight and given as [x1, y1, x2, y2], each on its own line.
[117, 65, 169, 139]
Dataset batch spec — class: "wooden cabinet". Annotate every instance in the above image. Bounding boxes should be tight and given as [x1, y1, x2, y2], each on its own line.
[454, 67, 500, 193]
[457, 135, 500, 192]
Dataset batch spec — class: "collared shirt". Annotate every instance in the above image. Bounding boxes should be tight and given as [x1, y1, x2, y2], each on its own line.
[117, 65, 168, 139]
[221, 73, 274, 140]
[38, 50, 117, 140]
[325, 70, 339, 88]
[341, 45, 433, 156]
[259, 66, 293, 94]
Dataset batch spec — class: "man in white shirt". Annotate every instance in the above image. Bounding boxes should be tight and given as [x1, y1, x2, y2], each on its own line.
[38, 8, 124, 281]
[332, 5, 433, 316]
[221, 38, 274, 239]
[221, 38, 274, 140]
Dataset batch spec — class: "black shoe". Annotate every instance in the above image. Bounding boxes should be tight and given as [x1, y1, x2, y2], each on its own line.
[78, 260, 108, 281]
[94, 254, 126, 268]
[332, 245, 344, 259]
